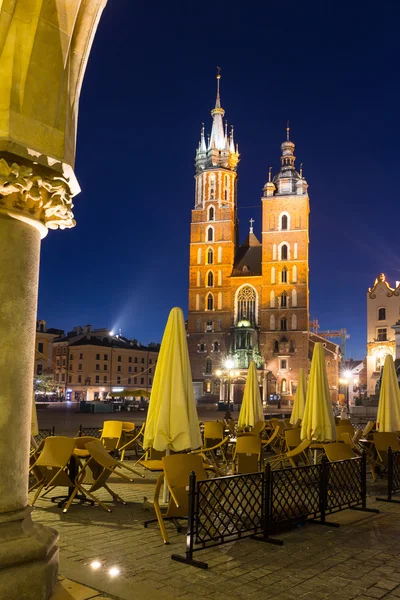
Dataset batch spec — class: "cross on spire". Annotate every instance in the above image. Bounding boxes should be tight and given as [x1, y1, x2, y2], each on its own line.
[249, 218, 254, 234]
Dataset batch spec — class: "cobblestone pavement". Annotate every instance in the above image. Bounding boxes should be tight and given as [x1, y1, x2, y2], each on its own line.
[30, 465, 400, 600]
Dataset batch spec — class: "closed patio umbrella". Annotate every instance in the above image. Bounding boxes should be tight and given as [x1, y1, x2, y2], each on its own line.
[377, 354, 400, 432]
[290, 367, 306, 425]
[301, 343, 335, 442]
[238, 361, 264, 429]
[143, 307, 202, 452]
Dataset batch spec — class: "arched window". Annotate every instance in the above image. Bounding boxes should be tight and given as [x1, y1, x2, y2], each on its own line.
[207, 248, 213, 264]
[207, 227, 214, 242]
[217, 247, 223, 263]
[281, 378, 287, 393]
[205, 357, 212, 374]
[281, 244, 288, 260]
[294, 242, 298, 259]
[205, 380, 212, 393]
[273, 340, 279, 353]
[270, 290, 275, 308]
[291, 314, 297, 330]
[281, 292, 287, 308]
[236, 286, 257, 324]
[218, 269, 222, 285]
[208, 206, 215, 221]
[197, 248, 202, 265]
[281, 214, 288, 230]
[292, 289, 297, 307]
[270, 315, 275, 330]
[280, 317, 287, 331]
[207, 293, 214, 311]
[197, 271, 201, 287]
[271, 267, 276, 284]
[378, 307, 386, 321]
[281, 267, 287, 283]
[224, 174, 228, 186]
[224, 189, 227, 201]
[207, 271, 214, 287]
[195, 294, 200, 310]
[292, 265, 297, 283]
[213, 341, 219, 352]
[218, 292, 222, 309]
[209, 175, 215, 199]
[289, 339, 295, 352]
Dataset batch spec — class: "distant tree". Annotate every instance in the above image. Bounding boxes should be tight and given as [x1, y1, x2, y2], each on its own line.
[34, 374, 58, 394]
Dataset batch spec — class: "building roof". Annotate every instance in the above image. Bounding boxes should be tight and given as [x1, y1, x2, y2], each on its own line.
[232, 232, 262, 276]
[69, 335, 160, 352]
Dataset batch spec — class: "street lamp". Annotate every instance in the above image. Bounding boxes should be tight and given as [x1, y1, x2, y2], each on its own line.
[215, 359, 240, 420]
[339, 377, 349, 412]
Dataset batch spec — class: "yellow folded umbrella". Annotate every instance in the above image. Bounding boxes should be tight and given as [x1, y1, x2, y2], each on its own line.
[143, 307, 202, 452]
[290, 367, 306, 425]
[301, 343, 335, 442]
[376, 354, 400, 432]
[238, 361, 264, 429]
[31, 391, 39, 437]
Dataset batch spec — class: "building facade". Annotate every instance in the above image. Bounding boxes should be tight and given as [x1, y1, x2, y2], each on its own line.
[52, 326, 159, 400]
[366, 273, 400, 394]
[187, 75, 339, 404]
[35, 320, 64, 376]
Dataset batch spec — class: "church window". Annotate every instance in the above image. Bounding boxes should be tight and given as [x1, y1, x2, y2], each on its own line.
[281, 292, 287, 308]
[195, 294, 200, 310]
[281, 267, 287, 283]
[205, 357, 212, 374]
[217, 247, 222, 263]
[273, 340, 279, 353]
[280, 378, 287, 393]
[218, 270, 222, 285]
[292, 265, 297, 282]
[236, 286, 257, 324]
[280, 359, 287, 370]
[213, 341, 220, 352]
[281, 214, 288, 230]
[197, 248, 202, 265]
[208, 206, 215, 221]
[281, 244, 288, 260]
[291, 315, 297, 330]
[289, 339, 295, 352]
[207, 226, 214, 242]
[377, 328, 387, 341]
[271, 267, 276, 284]
[270, 290, 275, 308]
[294, 242, 298, 259]
[205, 380, 212, 393]
[197, 271, 201, 287]
[292, 289, 297, 307]
[207, 248, 213, 264]
[207, 293, 214, 311]
[207, 271, 214, 287]
[280, 317, 287, 331]
[206, 320, 213, 331]
[224, 174, 228, 186]
[209, 175, 215, 199]
[270, 315, 275, 330]
[199, 343, 205, 352]
[378, 307, 386, 321]
[224, 189, 227, 201]
[218, 292, 223, 309]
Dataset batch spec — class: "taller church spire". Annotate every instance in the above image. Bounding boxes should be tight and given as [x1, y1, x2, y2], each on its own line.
[210, 68, 225, 150]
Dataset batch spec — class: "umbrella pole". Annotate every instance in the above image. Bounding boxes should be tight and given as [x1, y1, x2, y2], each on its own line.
[162, 448, 170, 503]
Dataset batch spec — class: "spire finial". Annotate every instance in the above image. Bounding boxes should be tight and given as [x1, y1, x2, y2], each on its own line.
[300, 162, 303, 178]
[249, 218, 254, 234]
[216, 66, 221, 108]
[286, 120, 290, 141]
[268, 166, 272, 182]
[225, 120, 228, 136]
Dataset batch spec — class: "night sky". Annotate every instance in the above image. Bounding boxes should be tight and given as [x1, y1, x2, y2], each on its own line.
[38, 0, 400, 359]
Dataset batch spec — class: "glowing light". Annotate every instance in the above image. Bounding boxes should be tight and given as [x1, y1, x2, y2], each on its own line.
[90, 560, 101, 570]
[215, 369, 222, 377]
[343, 370, 352, 379]
[109, 331, 114, 336]
[109, 567, 120, 577]
[225, 359, 234, 369]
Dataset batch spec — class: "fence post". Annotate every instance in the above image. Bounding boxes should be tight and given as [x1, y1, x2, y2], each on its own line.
[51, 426, 55, 436]
[388, 447, 393, 502]
[78, 424, 83, 438]
[319, 456, 328, 524]
[263, 463, 271, 540]
[361, 451, 367, 510]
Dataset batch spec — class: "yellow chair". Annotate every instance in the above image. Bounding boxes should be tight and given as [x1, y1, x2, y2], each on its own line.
[75, 440, 141, 512]
[261, 423, 285, 455]
[336, 423, 355, 441]
[145, 454, 211, 544]
[100, 420, 124, 451]
[341, 432, 378, 481]
[373, 432, 400, 467]
[73, 435, 99, 458]
[362, 421, 376, 438]
[284, 428, 301, 452]
[268, 439, 311, 469]
[252, 421, 266, 435]
[29, 436, 77, 511]
[232, 434, 262, 474]
[323, 442, 356, 462]
[199, 421, 230, 466]
[120, 423, 146, 460]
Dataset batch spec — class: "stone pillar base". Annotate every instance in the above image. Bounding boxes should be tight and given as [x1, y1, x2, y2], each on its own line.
[0, 508, 59, 600]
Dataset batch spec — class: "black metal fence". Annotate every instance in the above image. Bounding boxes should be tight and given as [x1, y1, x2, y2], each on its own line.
[33, 426, 55, 444]
[172, 454, 377, 569]
[376, 448, 400, 503]
[76, 424, 102, 438]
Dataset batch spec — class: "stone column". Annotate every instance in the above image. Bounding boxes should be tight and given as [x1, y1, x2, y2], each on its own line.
[0, 3, 107, 598]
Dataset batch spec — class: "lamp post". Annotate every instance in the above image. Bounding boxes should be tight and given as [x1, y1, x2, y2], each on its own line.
[215, 359, 240, 420]
[339, 377, 350, 413]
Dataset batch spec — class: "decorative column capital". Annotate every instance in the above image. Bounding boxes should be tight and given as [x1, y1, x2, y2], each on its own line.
[0, 158, 75, 237]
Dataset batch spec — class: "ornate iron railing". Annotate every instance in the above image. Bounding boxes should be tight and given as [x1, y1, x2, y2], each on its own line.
[76, 424, 102, 438]
[34, 427, 55, 443]
[172, 453, 376, 569]
[377, 448, 400, 503]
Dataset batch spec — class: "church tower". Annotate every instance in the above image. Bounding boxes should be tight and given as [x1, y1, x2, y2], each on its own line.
[187, 71, 240, 399]
[260, 125, 310, 398]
